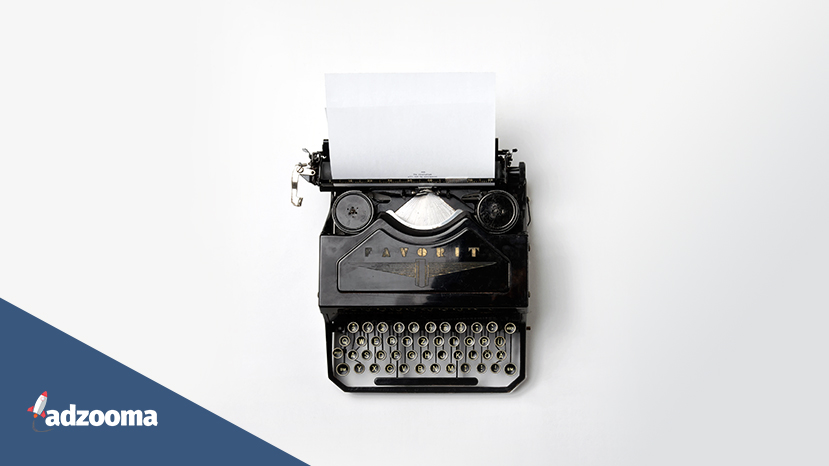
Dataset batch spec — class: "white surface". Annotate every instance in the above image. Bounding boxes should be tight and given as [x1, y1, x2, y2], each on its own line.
[326, 73, 495, 180]
[1, 1, 828, 465]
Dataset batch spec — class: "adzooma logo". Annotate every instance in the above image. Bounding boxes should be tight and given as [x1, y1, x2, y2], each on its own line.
[28, 391, 158, 428]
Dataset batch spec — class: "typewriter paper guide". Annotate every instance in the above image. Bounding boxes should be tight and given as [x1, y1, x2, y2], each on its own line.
[325, 73, 496, 182]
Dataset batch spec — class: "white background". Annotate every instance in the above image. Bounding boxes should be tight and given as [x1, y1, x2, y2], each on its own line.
[1, 1, 828, 464]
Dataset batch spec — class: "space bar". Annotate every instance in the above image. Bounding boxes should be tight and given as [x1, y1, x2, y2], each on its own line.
[374, 377, 478, 386]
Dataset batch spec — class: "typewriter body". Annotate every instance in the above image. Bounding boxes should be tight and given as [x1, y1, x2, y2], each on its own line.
[293, 139, 530, 392]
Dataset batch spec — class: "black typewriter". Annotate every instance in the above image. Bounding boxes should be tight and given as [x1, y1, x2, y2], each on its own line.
[292, 139, 530, 392]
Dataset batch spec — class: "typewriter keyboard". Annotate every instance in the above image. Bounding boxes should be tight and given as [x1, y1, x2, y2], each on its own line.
[329, 319, 523, 390]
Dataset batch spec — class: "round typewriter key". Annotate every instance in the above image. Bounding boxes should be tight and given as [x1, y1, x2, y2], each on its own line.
[430, 364, 441, 374]
[387, 336, 398, 346]
[471, 322, 483, 334]
[332, 347, 343, 359]
[385, 364, 395, 374]
[347, 322, 359, 333]
[455, 322, 467, 333]
[453, 350, 463, 360]
[408, 322, 420, 333]
[433, 336, 444, 346]
[468, 350, 478, 360]
[486, 322, 499, 333]
[440, 322, 452, 333]
[423, 350, 432, 360]
[449, 336, 460, 347]
[332, 191, 373, 233]
[483, 350, 493, 360]
[391, 350, 401, 360]
[402, 336, 413, 347]
[424, 322, 437, 333]
[477, 363, 487, 373]
[496, 350, 506, 361]
[406, 350, 417, 360]
[479, 336, 490, 347]
[464, 336, 475, 347]
[415, 364, 426, 374]
[354, 363, 365, 374]
[399, 364, 409, 374]
[393, 322, 405, 334]
[490, 363, 500, 373]
[362, 322, 374, 333]
[418, 336, 429, 347]
[495, 336, 506, 347]
[371, 336, 381, 347]
[377, 322, 389, 334]
[505, 322, 517, 334]
[376, 350, 387, 361]
[347, 350, 358, 360]
[446, 364, 456, 374]
[336, 363, 349, 376]
[369, 363, 380, 374]
[338, 335, 350, 347]
[460, 363, 470, 373]
[437, 350, 448, 360]
[361, 350, 372, 360]
[356, 336, 367, 347]
[476, 190, 519, 234]
[504, 363, 517, 376]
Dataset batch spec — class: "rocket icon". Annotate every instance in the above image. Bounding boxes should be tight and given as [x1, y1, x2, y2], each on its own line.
[27, 391, 48, 418]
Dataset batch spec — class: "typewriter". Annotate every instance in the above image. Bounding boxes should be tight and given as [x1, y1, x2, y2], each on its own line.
[292, 139, 530, 392]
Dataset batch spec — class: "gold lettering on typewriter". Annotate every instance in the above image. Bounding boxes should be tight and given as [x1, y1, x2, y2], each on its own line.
[468, 247, 480, 257]
[400, 247, 409, 257]
[365, 248, 372, 257]
[417, 248, 428, 257]
[436, 247, 445, 257]
[382, 248, 390, 257]
[455, 247, 460, 257]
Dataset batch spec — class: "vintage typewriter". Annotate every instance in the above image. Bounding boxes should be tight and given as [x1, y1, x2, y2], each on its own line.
[291, 139, 530, 392]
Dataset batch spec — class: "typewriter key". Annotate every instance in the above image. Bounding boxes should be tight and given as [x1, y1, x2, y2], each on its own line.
[418, 336, 429, 347]
[476, 190, 519, 234]
[393, 322, 405, 334]
[402, 336, 413, 347]
[440, 322, 452, 333]
[361, 350, 372, 360]
[468, 350, 478, 360]
[376, 350, 387, 361]
[377, 322, 389, 334]
[449, 336, 460, 347]
[369, 363, 380, 374]
[433, 336, 444, 346]
[356, 336, 367, 347]
[446, 364, 456, 374]
[332, 191, 373, 233]
[423, 350, 433, 360]
[399, 364, 409, 374]
[339, 335, 350, 347]
[490, 363, 500, 373]
[391, 350, 401, 360]
[505, 322, 517, 334]
[354, 363, 365, 374]
[332, 348, 343, 359]
[471, 322, 483, 334]
[430, 364, 441, 374]
[362, 322, 374, 333]
[347, 350, 358, 360]
[486, 322, 499, 333]
[479, 336, 490, 347]
[407, 350, 417, 360]
[464, 336, 475, 347]
[483, 350, 492, 360]
[496, 350, 506, 361]
[437, 350, 448, 360]
[477, 363, 487, 373]
[371, 336, 381, 347]
[385, 364, 395, 374]
[347, 322, 359, 333]
[425, 322, 437, 333]
[495, 336, 506, 347]
[460, 363, 470, 373]
[336, 363, 350, 376]
[387, 336, 398, 346]
[504, 363, 517, 376]
[455, 322, 467, 333]
[408, 322, 420, 333]
[415, 364, 426, 374]
[453, 350, 463, 360]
